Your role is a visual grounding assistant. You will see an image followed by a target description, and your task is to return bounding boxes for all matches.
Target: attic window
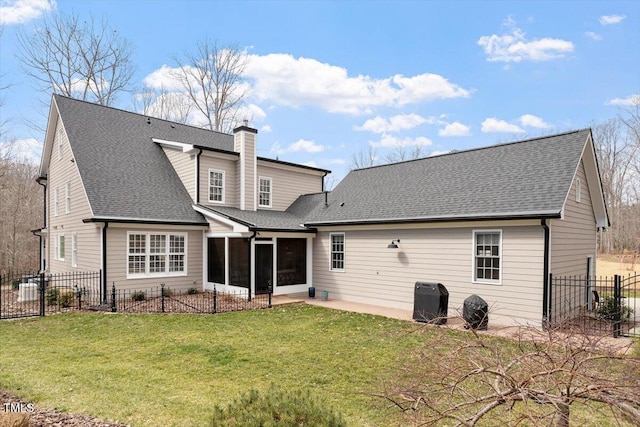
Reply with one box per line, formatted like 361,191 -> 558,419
576,178 -> 581,203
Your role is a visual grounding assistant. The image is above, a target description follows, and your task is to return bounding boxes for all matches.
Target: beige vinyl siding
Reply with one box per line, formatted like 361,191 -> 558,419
106,226 -> 204,292
206,218 -> 234,232
199,155 -> 237,207
47,119 -> 101,273
162,147 -> 195,201
243,133 -> 256,210
313,223 -> 545,326
550,160 -> 597,277
257,162 -> 324,211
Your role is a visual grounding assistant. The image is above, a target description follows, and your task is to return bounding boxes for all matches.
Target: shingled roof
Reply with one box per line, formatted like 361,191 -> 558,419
53,95 -> 233,224
303,129 -> 596,226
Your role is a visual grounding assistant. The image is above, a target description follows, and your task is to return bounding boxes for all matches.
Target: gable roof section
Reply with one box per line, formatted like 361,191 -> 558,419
52,95 -> 233,224
305,129 -> 605,226
194,204 -> 314,232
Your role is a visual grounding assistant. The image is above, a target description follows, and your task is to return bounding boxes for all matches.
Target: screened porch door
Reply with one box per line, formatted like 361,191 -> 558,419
255,244 -> 273,294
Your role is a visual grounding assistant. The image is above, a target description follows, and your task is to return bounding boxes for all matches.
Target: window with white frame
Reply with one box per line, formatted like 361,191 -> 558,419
57,234 -> 65,261
54,186 -> 59,216
576,178 -> 581,203
65,181 -> 71,213
71,233 -> 77,267
330,233 -> 345,271
127,232 -> 187,277
209,169 -> 225,203
58,129 -> 63,159
258,177 -> 272,207
473,230 -> 501,283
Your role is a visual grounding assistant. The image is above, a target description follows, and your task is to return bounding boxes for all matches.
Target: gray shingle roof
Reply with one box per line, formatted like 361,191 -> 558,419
303,129 -> 592,225
197,205 -> 312,231
54,95 -> 233,224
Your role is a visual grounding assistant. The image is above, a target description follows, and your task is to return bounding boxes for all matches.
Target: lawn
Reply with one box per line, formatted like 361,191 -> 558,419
1,304 -> 638,426
0,304 -> 432,426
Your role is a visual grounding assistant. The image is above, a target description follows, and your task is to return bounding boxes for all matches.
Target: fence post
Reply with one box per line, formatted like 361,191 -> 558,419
76,285 -> 82,310
111,283 -> 117,313
213,287 -> 217,314
613,275 -> 621,338
161,284 -> 165,313
268,285 -> 272,308
39,272 -> 46,316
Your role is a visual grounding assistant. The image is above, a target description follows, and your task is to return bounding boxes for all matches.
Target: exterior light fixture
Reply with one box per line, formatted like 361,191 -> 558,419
387,239 -> 400,249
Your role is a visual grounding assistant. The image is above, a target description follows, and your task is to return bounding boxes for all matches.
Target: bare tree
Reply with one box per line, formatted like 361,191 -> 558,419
172,39 -> 248,133
134,85 -> 192,124
377,323 -> 640,426
351,143 -> 427,170
17,13 -> 134,106
351,145 -> 378,169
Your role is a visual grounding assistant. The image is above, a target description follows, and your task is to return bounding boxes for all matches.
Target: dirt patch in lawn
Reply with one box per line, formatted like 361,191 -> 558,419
0,390 -> 129,426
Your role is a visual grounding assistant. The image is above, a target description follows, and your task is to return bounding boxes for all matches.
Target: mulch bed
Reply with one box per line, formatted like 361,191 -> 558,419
0,390 -> 129,427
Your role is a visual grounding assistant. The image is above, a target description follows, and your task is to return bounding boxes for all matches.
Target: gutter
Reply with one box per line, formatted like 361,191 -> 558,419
541,219 -> 550,327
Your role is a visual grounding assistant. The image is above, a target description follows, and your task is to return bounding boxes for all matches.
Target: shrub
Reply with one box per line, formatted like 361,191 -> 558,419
161,287 -> 173,297
0,412 -> 31,427
58,290 -> 74,308
597,295 -> 634,320
187,287 -> 199,295
45,288 -> 60,306
132,291 -> 146,301
211,384 -> 346,427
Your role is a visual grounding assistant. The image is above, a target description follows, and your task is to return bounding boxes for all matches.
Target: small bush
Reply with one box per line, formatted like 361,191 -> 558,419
211,384 -> 346,427
187,287 -> 199,295
132,291 -> 146,301
161,287 -> 173,297
597,295 -> 634,320
58,291 -> 74,308
45,288 -> 60,306
0,412 -> 31,427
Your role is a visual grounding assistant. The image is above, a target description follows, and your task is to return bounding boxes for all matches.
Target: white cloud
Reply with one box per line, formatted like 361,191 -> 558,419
0,0 -> 54,25
261,124 -> 272,133
599,14 -> 626,25
143,65 -> 185,91
0,138 -> 42,164
244,53 -> 469,114
519,114 -> 552,129
302,160 -> 319,168
354,114 -> 428,133
288,139 -> 325,153
605,94 -> 640,106
478,20 -> 574,63
481,118 -> 525,133
326,158 -> 346,165
584,31 -> 602,41
438,121 -> 471,137
369,133 -> 433,148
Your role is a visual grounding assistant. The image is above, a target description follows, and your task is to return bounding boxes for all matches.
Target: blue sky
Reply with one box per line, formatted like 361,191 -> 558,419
1,0 -> 638,184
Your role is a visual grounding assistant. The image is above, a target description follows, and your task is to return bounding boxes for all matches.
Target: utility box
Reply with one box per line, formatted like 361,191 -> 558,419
463,294 -> 488,330
413,282 -> 448,324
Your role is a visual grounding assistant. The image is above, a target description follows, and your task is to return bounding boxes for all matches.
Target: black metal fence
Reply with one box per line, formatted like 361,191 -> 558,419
1,271 -> 272,319
547,273 -> 639,338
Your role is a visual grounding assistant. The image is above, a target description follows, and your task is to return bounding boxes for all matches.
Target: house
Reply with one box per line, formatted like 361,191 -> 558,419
38,95 -> 609,326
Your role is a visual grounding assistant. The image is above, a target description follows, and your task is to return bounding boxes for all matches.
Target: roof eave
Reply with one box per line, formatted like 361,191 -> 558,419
83,217 -> 209,227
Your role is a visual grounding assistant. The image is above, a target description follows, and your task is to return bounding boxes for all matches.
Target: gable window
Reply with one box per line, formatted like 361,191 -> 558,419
473,230 -> 501,284
259,177 -> 272,208
71,233 -> 77,267
65,181 -> 71,213
54,186 -> 59,216
209,169 -> 225,203
330,233 -> 345,271
58,129 -> 63,159
576,178 -> 581,203
127,232 -> 187,278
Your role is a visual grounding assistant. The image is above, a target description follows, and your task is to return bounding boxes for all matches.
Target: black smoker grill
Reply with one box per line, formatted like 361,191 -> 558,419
413,282 -> 448,324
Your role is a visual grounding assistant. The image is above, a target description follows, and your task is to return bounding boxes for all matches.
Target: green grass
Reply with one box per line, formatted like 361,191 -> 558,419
0,304 -> 433,426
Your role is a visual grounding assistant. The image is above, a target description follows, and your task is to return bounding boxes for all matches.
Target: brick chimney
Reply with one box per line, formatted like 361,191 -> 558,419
233,124 -> 258,211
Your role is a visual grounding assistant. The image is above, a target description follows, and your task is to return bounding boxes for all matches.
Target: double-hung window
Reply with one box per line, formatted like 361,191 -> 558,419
65,181 -> 71,214
330,233 -> 345,271
71,233 -> 78,267
258,177 -> 272,208
209,169 -> 225,203
473,230 -> 501,284
58,129 -> 63,159
54,186 -> 59,217
56,234 -> 65,261
127,232 -> 187,277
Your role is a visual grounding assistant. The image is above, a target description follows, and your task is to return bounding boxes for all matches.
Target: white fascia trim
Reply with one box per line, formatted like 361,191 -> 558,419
153,138 -> 195,153
192,205 -> 250,233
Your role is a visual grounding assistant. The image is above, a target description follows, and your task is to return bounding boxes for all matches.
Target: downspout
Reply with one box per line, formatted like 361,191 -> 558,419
321,171 -> 328,192
36,177 -> 47,272
195,148 -> 202,204
541,219 -> 550,327
102,222 -> 108,303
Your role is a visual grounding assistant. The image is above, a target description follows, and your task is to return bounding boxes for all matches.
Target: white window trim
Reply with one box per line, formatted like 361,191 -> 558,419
71,232 -> 77,267
330,232 -> 345,272
126,232 -> 188,279
471,229 -> 502,285
54,233 -> 59,261
58,129 -> 63,160
258,176 -> 272,208
54,186 -> 59,217
57,234 -> 66,262
208,169 -> 225,204
65,181 -> 71,214
576,178 -> 581,203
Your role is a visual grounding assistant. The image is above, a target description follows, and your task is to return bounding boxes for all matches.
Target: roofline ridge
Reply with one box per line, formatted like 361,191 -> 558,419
352,128 -> 591,172
53,93 -> 233,137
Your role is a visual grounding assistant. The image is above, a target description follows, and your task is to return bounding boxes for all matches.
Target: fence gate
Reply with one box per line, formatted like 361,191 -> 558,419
1,271 -> 102,320
620,274 -> 639,338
